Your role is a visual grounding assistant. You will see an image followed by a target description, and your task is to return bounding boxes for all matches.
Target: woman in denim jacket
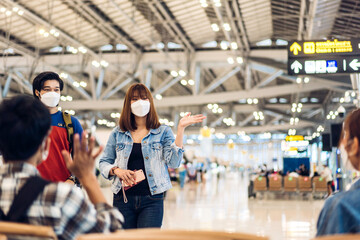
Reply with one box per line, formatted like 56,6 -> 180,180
99,83 -> 205,229
317,109 -> 360,236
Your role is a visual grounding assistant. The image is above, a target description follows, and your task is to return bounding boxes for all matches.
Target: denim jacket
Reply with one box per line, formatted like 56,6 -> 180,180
316,178 -> 360,236
99,125 -> 184,195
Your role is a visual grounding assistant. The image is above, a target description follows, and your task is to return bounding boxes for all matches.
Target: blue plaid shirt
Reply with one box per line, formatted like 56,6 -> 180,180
0,162 -> 123,240
317,178 -> 360,236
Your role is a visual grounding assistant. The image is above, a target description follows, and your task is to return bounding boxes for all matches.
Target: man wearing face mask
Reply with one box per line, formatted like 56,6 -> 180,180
32,72 -> 83,183
317,109 -> 360,236
99,83 -> 206,229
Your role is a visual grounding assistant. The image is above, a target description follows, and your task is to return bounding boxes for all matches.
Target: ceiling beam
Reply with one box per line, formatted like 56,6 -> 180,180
200,66 -> 241,94
254,70 -> 283,89
153,75 -> 183,96
60,81 -> 330,110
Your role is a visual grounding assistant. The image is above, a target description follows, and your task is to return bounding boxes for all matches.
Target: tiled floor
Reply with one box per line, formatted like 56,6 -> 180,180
102,171 -> 325,240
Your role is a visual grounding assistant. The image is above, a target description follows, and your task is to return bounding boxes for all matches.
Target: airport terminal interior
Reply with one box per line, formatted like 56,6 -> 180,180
1,0 -> 360,239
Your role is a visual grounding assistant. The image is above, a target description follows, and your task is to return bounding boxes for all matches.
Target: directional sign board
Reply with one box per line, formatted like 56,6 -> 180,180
288,39 -> 360,75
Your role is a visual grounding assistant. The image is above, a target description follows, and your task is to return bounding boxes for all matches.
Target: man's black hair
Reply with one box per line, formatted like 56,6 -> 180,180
32,71 -> 64,99
0,95 -> 51,162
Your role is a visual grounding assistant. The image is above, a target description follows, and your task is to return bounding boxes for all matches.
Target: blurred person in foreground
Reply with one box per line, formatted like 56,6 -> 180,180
0,95 -> 123,240
317,109 -> 360,236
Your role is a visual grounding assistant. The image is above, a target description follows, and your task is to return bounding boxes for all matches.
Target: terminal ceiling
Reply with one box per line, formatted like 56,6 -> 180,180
0,0 -> 358,136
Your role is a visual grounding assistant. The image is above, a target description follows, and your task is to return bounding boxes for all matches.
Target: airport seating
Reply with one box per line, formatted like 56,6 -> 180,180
253,176 -> 267,191
313,176 -> 328,192
298,176 -> 312,192
268,175 -> 282,191
77,229 -> 269,240
284,176 -> 298,192
312,234 -> 360,239
0,221 -> 57,240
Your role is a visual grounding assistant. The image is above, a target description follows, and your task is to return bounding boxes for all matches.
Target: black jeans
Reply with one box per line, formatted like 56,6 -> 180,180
113,193 -> 164,229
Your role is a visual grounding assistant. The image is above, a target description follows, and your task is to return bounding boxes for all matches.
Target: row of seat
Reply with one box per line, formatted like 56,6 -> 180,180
0,221 -> 359,240
254,176 -> 328,193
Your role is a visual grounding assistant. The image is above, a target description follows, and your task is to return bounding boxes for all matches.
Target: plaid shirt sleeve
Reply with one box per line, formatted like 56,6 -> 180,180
48,183 -> 124,240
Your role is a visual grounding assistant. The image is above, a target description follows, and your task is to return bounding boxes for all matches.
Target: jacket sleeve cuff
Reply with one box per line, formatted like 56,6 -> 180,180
102,164 -> 116,180
172,142 -> 184,153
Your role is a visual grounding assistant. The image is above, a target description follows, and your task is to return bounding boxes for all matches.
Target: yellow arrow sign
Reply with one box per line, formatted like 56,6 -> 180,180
290,42 -> 301,55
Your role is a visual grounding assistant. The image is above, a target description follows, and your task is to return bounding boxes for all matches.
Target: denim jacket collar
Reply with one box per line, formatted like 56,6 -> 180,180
117,126 -> 161,136
350,178 -> 360,191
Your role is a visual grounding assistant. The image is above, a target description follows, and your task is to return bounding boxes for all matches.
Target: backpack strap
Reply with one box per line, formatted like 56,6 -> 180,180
62,111 -> 74,154
6,176 -> 50,222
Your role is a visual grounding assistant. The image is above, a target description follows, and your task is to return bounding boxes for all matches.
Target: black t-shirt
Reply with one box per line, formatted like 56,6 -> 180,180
125,143 -> 151,196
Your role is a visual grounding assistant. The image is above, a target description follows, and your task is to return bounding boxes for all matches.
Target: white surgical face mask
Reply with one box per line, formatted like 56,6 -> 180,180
340,144 -> 355,171
40,92 -> 60,107
131,100 -> 150,117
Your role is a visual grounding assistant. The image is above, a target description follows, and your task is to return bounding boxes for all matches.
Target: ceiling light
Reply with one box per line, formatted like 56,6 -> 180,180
247,98 -> 253,104
73,82 -> 80,87
296,77 -> 302,84
155,94 -> 162,100
220,41 -> 228,50
5,10 -> 11,16
79,81 -> 87,87
207,104 -> 213,109
43,32 -> 49,37
178,70 -> 186,76
12,7 -> 18,12
253,98 -> 259,104
170,70 -> 178,77
66,96 -> 73,101
218,108 -> 223,113
39,29 -> 45,34
92,60 -> 100,68
231,42 -> 238,50
180,79 -> 187,85
304,77 -> 310,83
227,57 -> 234,64
223,23 -> 231,31
211,23 -> 219,32
0,8 -> 6,13
188,79 -> 195,85
236,57 -> 243,64
100,60 -> 109,67
17,10 -> 23,15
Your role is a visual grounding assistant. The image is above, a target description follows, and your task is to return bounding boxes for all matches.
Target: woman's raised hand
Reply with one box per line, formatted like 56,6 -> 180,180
178,112 -> 206,129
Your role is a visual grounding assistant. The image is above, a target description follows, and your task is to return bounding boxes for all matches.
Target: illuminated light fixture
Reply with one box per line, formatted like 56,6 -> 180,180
326,115 -> 330,119
54,32 -> 59,37
60,96 -> 66,101
211,23 -> 219,32
180,79 -> 187,86
351,91 -> 356,97
39,29 -> 45,34
66,96 -> 73,101
220,41 -> 228,50
223,23 -> 231,31
201,3 -> 208,7
18,10 -> 23,15
227,57 -> 234,64
5,10 -> 11,16
73,82 -> 80,87
0,7 -> 6,12
304,77 -> 310,83
100,60 -> 109,67
43,32 -> 49,37
12,7 -> 18,12
212,108 -> 217,113
247,98 -> 253,104
155,94 -> 162,100
92,60 -> 100,68
170,70 -> 178,77
207,104 -> 213,109
60,72 -> 68,79
50,29 -> 56,35
79,81 -> 87,87
78,46 -> 87,54
178,70 -> 186,77
188,79 -> 195,85
236,57 -> 243,64
296,77 -> 302,84
231,42 -> 238,50
253,98 -> 259,104
218,108 -> 223,113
